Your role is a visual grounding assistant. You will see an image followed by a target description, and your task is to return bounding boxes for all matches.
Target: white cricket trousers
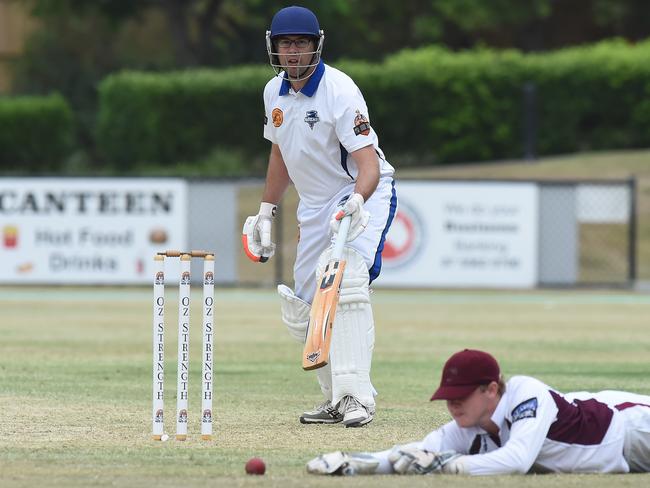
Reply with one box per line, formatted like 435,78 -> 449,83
293,176 -> 396,303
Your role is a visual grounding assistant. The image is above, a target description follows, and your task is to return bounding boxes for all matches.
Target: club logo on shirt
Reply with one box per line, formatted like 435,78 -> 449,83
304,110 -> 320,129
272,108 -> 283,127
353,110 -> 370,136
511,397 -> 538,423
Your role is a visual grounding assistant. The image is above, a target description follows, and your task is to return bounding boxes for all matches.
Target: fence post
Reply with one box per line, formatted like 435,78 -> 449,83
523,81 -> 538,162
628,177 -> 637,285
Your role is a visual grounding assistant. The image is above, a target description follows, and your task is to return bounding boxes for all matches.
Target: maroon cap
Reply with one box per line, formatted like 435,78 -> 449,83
430,349 -> 500,401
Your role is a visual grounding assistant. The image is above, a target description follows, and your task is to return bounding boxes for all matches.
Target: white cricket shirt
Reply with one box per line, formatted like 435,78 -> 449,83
263,61 -> 394,208
421,376 -> 629,474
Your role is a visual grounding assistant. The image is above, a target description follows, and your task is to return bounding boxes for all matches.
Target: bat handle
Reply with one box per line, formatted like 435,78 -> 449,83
331,215 -> 351,260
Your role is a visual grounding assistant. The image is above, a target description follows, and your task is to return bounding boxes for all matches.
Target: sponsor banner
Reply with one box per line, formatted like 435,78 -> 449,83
0,178 -> 188,284
378,181 -> 539,288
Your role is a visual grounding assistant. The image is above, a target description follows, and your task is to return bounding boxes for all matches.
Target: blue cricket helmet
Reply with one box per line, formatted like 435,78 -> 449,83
265,6 -> 325,81
269,6 -> 320,38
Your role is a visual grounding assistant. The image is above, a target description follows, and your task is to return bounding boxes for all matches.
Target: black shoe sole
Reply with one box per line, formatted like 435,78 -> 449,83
344,418 -> 373,428
300,417 -> 343,424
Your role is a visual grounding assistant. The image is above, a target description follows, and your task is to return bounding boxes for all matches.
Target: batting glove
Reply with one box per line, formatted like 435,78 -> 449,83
388,446 -> 461,475
242,202 -> 276,263
329,193 -> 370,242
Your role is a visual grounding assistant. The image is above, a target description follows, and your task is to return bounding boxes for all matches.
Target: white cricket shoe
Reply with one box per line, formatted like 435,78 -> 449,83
300,400 -> 344,424
338,396 -> 374,427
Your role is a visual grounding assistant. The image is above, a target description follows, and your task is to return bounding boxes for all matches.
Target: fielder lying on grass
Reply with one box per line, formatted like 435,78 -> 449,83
307,349 -> 650,475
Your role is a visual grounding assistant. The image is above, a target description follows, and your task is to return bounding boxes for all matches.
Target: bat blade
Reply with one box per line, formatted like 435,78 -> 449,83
302,258 -> 347,370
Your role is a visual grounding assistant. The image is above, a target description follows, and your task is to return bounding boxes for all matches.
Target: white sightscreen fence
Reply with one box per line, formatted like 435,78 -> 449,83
0,178 -> 636,287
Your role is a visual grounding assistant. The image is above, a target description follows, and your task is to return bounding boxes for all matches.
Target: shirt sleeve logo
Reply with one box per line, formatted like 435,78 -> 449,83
353,110 -> 371,136
304,110 -> 320,130
272,108 -> 284,127
511,397 -> 538,423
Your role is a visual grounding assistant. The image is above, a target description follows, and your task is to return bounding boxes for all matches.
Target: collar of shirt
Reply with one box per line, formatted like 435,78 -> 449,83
279,60 -> 325,97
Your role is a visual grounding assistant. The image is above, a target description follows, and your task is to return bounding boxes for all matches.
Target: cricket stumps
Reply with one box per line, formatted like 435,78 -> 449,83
152,251 -> 215,441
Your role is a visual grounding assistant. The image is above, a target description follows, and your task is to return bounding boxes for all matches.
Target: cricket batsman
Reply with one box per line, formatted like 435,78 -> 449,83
307,349 -> 650,475
242,5 -> 397,427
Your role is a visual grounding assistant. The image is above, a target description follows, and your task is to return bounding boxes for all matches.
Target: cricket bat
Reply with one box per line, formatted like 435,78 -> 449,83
302,216 -> 351,370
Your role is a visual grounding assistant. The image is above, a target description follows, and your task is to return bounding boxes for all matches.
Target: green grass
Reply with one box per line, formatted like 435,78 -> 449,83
1,287 -> 649,487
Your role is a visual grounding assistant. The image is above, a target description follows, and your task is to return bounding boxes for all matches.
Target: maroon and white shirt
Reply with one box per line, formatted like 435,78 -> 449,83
420,376 -> 629,474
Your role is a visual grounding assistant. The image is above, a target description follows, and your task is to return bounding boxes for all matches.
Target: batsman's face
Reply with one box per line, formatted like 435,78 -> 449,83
276,36 -> 315,78
446,384 -> 496,428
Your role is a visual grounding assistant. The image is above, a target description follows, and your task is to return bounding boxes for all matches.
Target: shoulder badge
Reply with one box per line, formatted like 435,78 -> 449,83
511,397 -> 538,423
353,110 -> 370,136
272,108 -> 283,127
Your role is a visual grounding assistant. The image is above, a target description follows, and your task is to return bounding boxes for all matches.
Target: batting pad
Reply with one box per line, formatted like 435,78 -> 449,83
278,284 -> 334,400
277,284 -> 310,343
316,246 -> 376,408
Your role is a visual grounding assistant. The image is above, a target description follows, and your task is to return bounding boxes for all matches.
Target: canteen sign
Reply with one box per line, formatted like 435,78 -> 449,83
0,178 -> 187,284
379,181 -> 539,288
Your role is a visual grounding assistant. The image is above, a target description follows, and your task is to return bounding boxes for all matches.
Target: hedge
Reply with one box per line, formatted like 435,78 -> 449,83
97,39 -> 650,170
0,94 -> 73,172
97,66 -> 270,171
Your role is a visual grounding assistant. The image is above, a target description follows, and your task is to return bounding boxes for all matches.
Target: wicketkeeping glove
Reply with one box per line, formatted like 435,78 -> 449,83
388,446 -> 461,475
242,202 -> 276,263
329,193 -> 370,242
306,451 -> 380,476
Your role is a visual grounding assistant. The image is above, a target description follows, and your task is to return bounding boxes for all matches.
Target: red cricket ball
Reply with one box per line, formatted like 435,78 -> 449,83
245,457 -> 266,475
